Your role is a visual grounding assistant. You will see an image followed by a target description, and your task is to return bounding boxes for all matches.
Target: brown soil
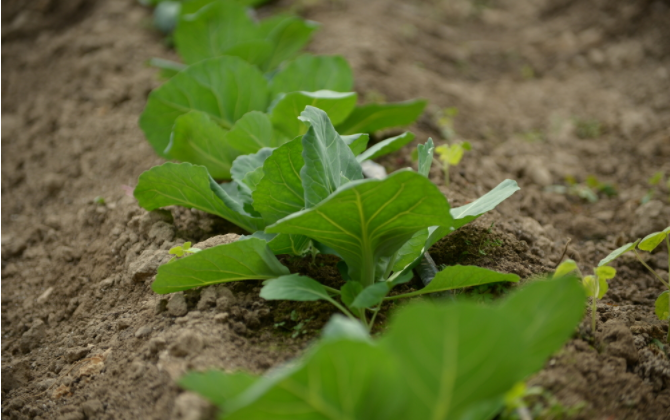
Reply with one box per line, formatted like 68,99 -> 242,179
2,0 -> 670,419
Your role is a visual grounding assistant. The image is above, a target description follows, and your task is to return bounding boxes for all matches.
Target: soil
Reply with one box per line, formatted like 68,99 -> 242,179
2,0 -> 670,419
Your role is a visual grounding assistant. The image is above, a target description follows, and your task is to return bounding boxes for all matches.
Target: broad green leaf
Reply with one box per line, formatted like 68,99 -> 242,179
417,138 -> 435,177
270,91 -> 358,138
356,132 -> 415,162
230,148 -> 273,194
221,40 -> 273,67
554,259 -> 579,278
174,2 -> 261,65
499,277 -> 586,377
380,277 -> 585,420
260,274 -> 336,303
180,371 -> 256,407
134,162 -> 264,232
267,170 -> 453,283
596,266 -> 616,281
261,16 -> 320,70
152,238 -> 289,293
225,111 -> 278,155
386,265 -> 519,300
426,179 -> 521,249
167,111 -> 238,179
298,106 -> 363,207
180,0 -> 271,15
253,136 -> 305,224
341,281 -> 364,308
270,55 -> 353,99
638,229 -> 669,252
350,282 -> 391,309
224,341 -> 404,420
341,133 -> 370,156
321,314 -> 371,343
391,229 -> 429,273
139,56 -> 269,157
336,99 -> 428,135
247,231 -> 311,256
655,291 -> 669,321
598,239 -> 641,266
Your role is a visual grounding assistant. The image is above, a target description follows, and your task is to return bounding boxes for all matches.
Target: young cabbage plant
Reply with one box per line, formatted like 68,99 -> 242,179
179,277 -> 586,420
554,259 -> 616,333
140,54 -> 425,179
435,141 -> 471,187
598,226 -> 670,341
137,107 -> 521,330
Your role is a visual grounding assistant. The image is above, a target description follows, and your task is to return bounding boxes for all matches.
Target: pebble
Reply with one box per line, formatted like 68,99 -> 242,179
167,292 -> 188,317
134,325 -> 153,338
169,330 -> 203,357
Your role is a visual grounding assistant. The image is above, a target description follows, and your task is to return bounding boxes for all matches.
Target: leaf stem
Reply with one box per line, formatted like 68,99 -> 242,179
633,249 -> 670,288
323,285 -> 341,296
368,307 -> 380,332
328,300 -> 357,322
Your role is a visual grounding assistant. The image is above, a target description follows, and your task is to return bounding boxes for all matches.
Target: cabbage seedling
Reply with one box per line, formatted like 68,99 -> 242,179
167,241 -> 201,263
555,259 -> 616,332
599,226 -> 670,342
136,107 -> 521,330
435,141 -> 471,187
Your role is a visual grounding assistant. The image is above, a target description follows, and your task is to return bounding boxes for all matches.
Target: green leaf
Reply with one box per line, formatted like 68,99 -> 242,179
350,282 -> 391,309
417,138 -> 435,177
298,106 -> 363,207
379,277 -> 585,420
340,281 -> 364,308
134,162 -> 264,232
260,16 -> 320,70
497,277 -> 587,378
341,133 -> 370,156
219,40 -> 274,68
225,111 -> 278,155
179,371 -> 256,407
356,132 -> 415,162
246,231 -> 311,256
267,170 -> 453,283
336,99 -> 428,135
152,238 -> 289,293
583,275 -> 608,299
321,315 -> 371,343
554,259 -> 579,278
387,265 -> 519,300
174,2 -> 261,65
269,55 -> 353,99
638,229 -> 669,252
260,274 -> 336,303
224,340 -> 404,420
391,229 -> 429,273
230,148 -> 273,194
598,239 -> 641,267
270,91 -> 357,138
426,179 -> 521,249
253,136 -> 305,224
167,111 -> 238,179
655,291 -> 669,321
595,266 -> 616,281
139,56 -> 269,157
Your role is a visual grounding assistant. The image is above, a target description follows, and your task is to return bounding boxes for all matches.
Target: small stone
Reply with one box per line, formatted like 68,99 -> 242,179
155,298 -> 168,314
169,330 -> 203,357
36,378 -> 57,391
116,319 -> 131,331
128,249 -> 170,283
167,293 -> 188,317
171,392 -> 215,420
99,277 -> 115,288
135,325 -> 153,338
81,399 -> 103,418
36,287 -> 55,305
196,286 -> 218,311
65,347 -> 89,363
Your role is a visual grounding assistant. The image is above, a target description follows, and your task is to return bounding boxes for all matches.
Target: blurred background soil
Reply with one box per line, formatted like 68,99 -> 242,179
2,0 -> 669,419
